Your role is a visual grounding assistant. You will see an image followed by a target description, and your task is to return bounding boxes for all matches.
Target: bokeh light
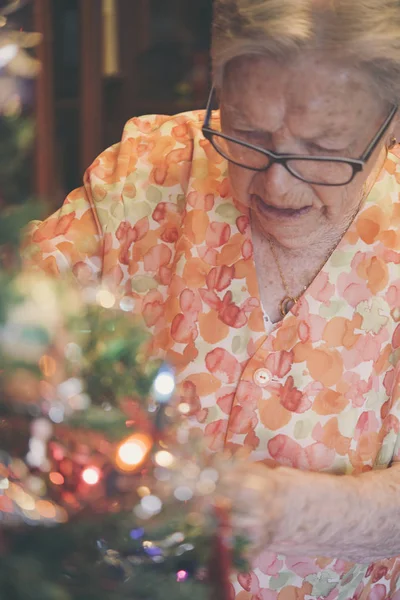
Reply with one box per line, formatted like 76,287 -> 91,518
130,528 -> 144,540
82,467 -> 101,485
48,405 -> 64,423
119,296 -> 135,312
153,370 -> 175,402
137,486 -> 151,498
96,289 -> 115,309
154,450 -> 174,468
49,472 -> 65,486
36,500 -> 57,520
141,495 -> 162,516
0,44 -> 18,69
174,486 -> 193,502
115,433 -> 152,472
31,418 -> 53,440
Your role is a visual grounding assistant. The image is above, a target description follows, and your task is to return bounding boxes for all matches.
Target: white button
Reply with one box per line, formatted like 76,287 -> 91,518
253,368 -> 271,388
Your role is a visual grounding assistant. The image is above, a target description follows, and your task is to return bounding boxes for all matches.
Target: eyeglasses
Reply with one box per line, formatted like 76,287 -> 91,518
202,87 -> 398,186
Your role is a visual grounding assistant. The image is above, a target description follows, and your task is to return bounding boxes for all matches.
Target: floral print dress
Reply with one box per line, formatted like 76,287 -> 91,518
24,109 -> 400,599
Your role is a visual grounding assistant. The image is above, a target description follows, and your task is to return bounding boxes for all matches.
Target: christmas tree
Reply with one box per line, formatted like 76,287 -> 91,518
0,3 -> 248,598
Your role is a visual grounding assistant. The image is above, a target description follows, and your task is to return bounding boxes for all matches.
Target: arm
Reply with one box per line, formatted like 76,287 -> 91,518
22,185 -> 103,283
221,461 -> 400,562
22,112 -> 185,284
271,464 -> 400,562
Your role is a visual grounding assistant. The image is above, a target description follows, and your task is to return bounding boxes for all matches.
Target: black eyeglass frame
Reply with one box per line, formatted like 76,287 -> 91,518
201,87 -> 398,187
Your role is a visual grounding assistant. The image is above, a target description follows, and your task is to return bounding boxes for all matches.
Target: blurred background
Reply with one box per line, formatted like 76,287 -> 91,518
0,0 -> 213,210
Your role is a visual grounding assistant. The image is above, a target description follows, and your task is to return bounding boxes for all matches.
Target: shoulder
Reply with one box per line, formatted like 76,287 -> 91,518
85,109 -> 217,195
94,109 -> 212,167
22,109 -> 223,281
85,109 -> 222,215
123,109 -> 209,138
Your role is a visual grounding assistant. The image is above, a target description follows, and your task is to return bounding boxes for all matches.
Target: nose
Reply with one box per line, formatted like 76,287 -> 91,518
257,160 -> 299,199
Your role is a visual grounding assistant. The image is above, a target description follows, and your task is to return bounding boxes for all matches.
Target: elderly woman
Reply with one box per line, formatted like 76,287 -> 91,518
25,0 -> 400,597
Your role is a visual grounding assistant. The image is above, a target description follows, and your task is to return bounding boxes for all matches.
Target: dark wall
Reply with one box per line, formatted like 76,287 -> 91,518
53,0 -> 213,193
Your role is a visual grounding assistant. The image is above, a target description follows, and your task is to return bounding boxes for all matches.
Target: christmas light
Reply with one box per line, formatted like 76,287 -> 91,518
82,467 -> 101,485
36,500 -> 56,520
174,486 -> 194,502
48,405 -> 64,423
31,419 -> 52,440
154,450 -> 174,468
0,43 -> 18,69
115,433 -> 152,472
176,570 -> 189,583
119,296 -> 135,312
26,438 -> 46,468
140,494 -> 162,516
96,289 -> 115,308
152,368 -> 175,403
130,528 -> 144,540
16,493 -> 35,511
0,477 -> 9,490
49,472 -> 64,486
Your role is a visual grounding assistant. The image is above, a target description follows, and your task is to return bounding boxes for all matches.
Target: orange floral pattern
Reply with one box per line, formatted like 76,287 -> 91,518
23,110 -> 400,599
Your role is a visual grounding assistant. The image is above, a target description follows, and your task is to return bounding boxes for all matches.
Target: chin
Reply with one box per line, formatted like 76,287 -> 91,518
257,213 -> 321,250
271,231 -> 316,251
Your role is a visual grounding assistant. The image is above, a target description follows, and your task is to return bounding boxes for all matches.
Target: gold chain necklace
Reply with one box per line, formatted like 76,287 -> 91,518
267,237 -> 305,317
261,179 -> 374,318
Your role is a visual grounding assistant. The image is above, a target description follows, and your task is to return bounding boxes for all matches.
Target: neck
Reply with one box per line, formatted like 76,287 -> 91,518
253,216 -> 345,264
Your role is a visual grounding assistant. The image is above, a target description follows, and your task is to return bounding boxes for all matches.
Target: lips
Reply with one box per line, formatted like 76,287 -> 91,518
253,196 -> 312,218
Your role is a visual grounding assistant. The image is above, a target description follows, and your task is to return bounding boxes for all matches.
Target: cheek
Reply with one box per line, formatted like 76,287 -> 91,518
318,188 -> 340,207
228,164 -> 255,201
318,184 -> 359,216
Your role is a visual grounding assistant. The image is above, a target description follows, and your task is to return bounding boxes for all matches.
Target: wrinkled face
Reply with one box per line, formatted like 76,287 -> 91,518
220,54 -> 397,249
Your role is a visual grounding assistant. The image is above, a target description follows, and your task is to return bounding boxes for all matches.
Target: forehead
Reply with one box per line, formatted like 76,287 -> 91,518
221,54 -> 383,137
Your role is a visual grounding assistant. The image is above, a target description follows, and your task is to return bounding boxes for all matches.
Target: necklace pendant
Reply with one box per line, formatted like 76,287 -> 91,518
280,296 -> 297,317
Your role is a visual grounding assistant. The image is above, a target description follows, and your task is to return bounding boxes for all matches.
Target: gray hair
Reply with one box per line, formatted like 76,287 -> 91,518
212,0 -> 400,103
